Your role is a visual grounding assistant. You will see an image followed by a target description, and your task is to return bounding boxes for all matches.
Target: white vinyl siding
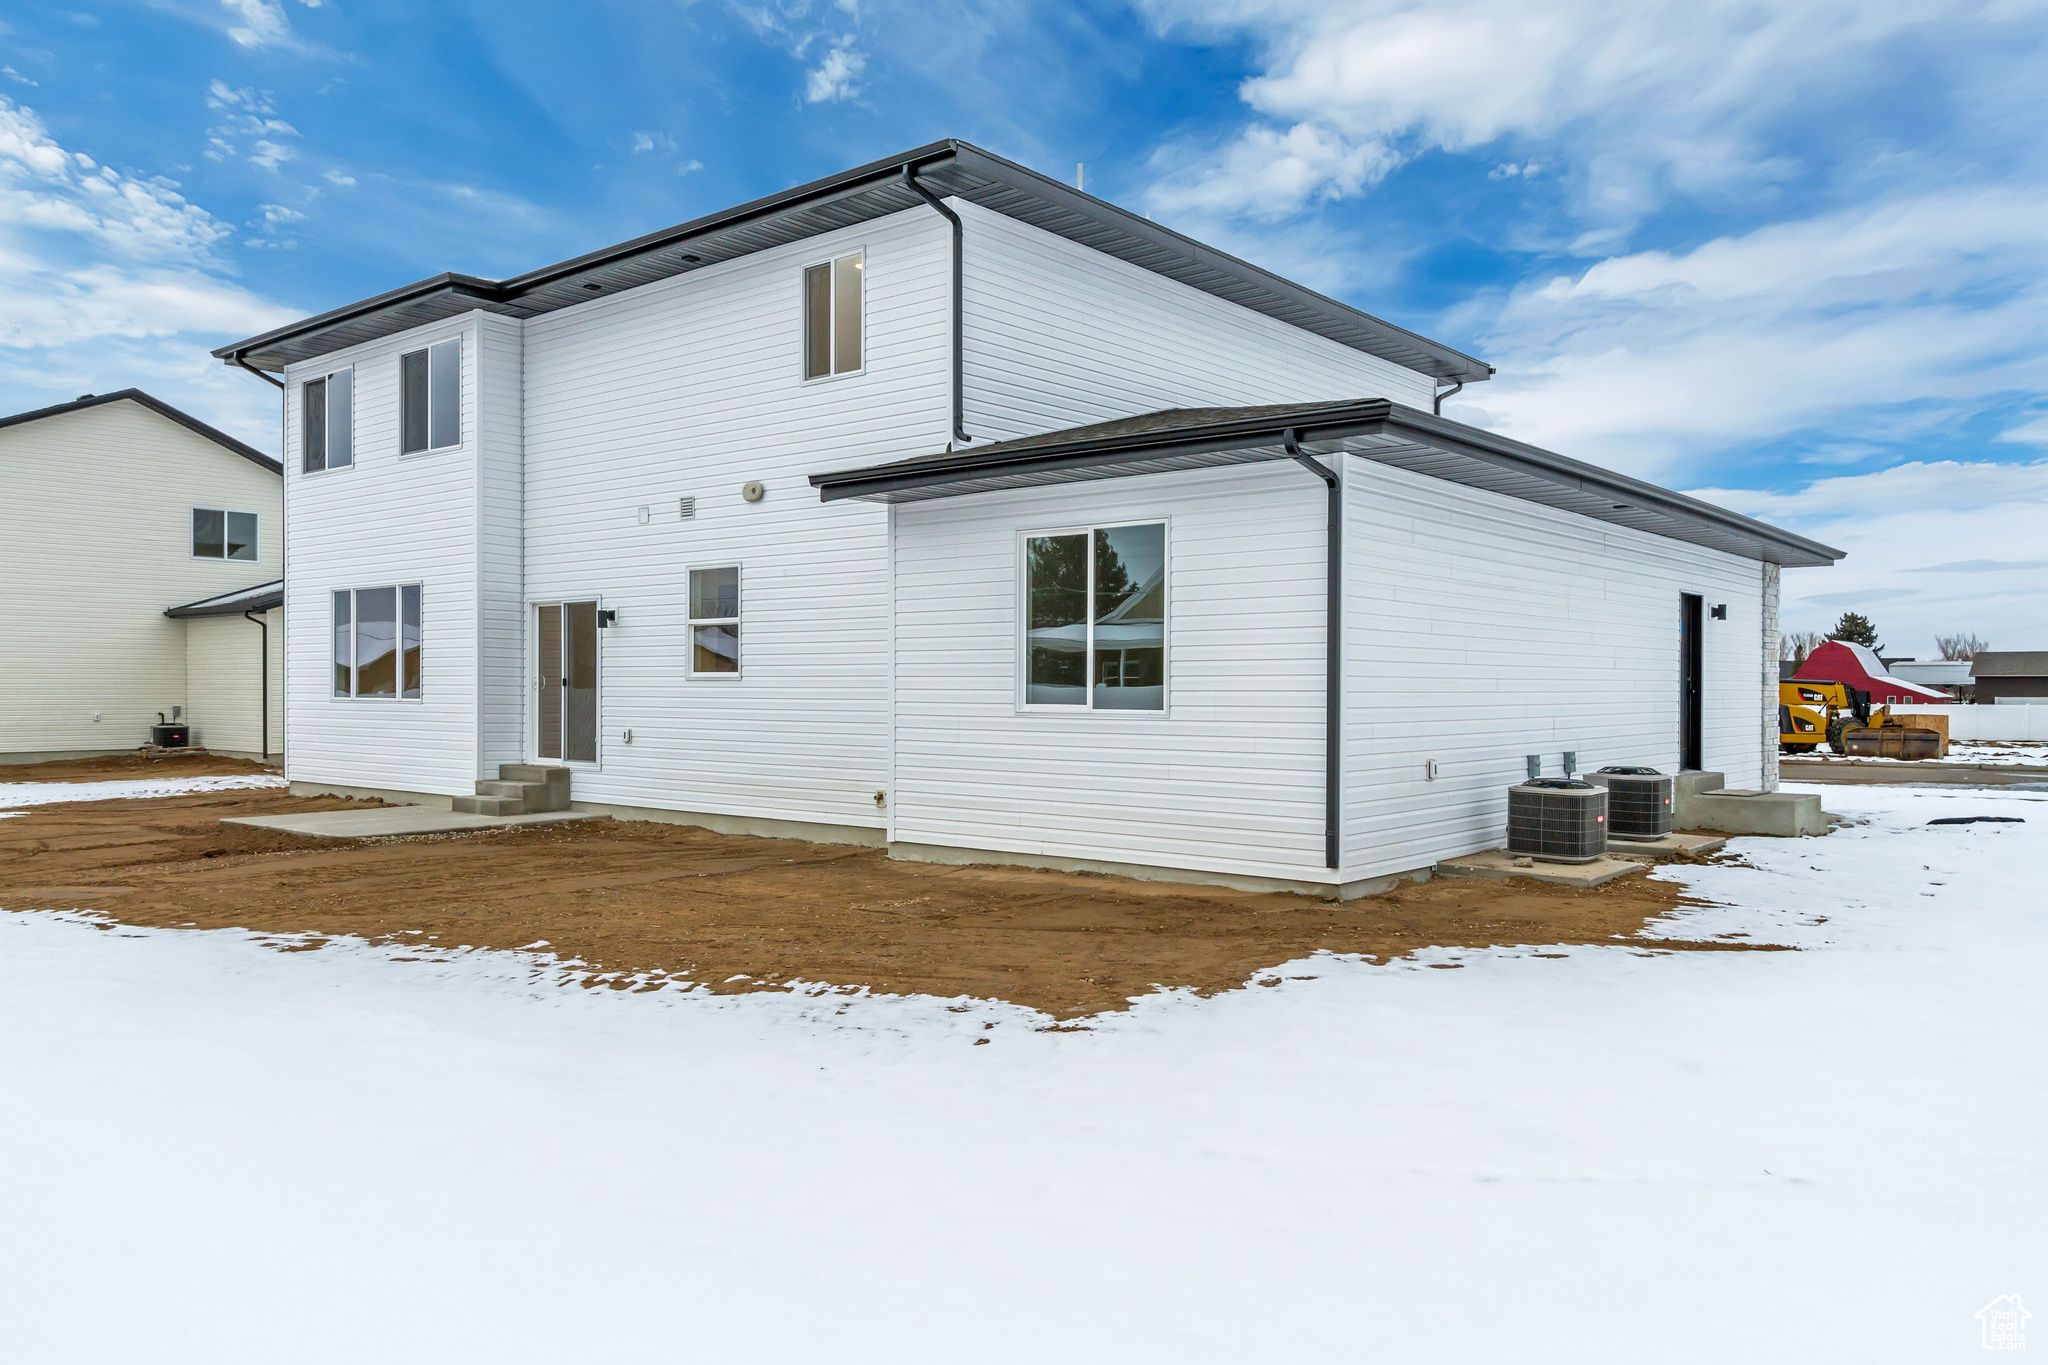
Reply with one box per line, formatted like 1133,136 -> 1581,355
282,316 -> 487,797
892,463 -> 1329,880
956,198 -> 1439,442
184,608 -> 282,760
0,399 -> 280,757
1341,456 -> 1767,881
515,207 -> 949,828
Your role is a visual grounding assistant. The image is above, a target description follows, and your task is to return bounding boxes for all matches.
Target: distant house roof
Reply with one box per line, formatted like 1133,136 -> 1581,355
213,140 -> 1492,386
165,579 -> 283,618
0,389 -> 281,475
1973,651 -> 2048,678
810,399 -> 1845,568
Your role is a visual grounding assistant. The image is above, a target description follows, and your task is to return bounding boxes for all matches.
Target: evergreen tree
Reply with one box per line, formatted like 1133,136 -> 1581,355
1829,611 -> 1883,653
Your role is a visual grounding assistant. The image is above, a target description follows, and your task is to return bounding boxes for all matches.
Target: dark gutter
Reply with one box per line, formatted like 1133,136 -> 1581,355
209,274 -> 513,371
0,388 -> 281,474
1284,429 -> 1341,871
901,162 -> 972,445
232,353 -> 284,391
244,609 -> 271,763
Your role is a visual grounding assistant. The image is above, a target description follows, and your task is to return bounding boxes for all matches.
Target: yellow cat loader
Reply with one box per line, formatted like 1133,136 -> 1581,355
1780,681 -> 1942,758
1778,680 -> 1868,754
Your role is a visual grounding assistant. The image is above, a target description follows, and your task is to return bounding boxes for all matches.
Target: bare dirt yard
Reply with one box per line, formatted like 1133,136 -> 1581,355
0,755 -> 1768,1017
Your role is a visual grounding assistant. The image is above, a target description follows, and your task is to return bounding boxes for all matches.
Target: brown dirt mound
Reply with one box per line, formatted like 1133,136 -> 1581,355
0,780 -> 1771,1018
1,752 -> 277,783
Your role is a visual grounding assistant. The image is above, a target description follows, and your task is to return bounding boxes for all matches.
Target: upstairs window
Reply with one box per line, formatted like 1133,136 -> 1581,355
192,508 -> 259,562
802,252 -> 863,379
1024,522 -> 1166,711
333,584 -> 423,699
301,368 -> 353,472
400,337 -> 462,453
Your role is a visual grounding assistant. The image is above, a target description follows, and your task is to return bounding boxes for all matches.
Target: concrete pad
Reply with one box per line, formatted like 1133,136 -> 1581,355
1603,831 -> 1728,860
1432,849 -> 1650,887
1674,771 -> 1828,837
224,807 -> 603,839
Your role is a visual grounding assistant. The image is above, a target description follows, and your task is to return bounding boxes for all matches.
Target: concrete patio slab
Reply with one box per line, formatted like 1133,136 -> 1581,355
224,807 -> 604,839
1431,850 -> 1650,888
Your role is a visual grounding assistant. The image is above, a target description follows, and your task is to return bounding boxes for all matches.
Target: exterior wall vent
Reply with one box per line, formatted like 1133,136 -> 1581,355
679,496 -> 696,519
1506,778 -> 1607,864
1587,766 -> 1674,841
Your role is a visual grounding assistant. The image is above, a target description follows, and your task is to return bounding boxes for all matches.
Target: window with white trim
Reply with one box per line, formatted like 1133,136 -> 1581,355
333,584 -> 423,698
802,252 -> 863,379
192,508 -> 259,561
1024,522 -> 1166,710
301,368 -> 353,471
400,338 -> 461,453
688,566 -> 740,675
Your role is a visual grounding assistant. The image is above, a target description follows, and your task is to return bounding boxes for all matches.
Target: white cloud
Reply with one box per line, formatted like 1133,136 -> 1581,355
1998,414 -> 2048,446
1689,460 -> 2048,652
247,139 -> 295,172
1448,188 -> 2048,479
221,0 -> 293,49
629,130 -> 676,155
804,39 -> 866,102
0,96 -> 295,447
204,81 -> 302,173
2,65 -> 36,87
1138,0 -> 2044,232
1147,121 -> 1401,219
321,168 -> 355,187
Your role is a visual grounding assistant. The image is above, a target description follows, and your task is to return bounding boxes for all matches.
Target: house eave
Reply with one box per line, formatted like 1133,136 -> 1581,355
809,400 -> 1843,570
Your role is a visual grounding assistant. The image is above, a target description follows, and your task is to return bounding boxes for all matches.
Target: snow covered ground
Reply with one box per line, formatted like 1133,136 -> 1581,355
1,782 -> 2041,1362
1793,739 -> 2048,767
0,773 -> 287,816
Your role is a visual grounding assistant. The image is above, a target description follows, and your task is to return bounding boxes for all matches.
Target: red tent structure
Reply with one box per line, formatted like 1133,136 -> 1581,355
1794,640 -> 1950,706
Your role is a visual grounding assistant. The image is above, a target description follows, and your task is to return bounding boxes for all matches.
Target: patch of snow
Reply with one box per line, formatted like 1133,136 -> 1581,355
0,783 -> 2041,1361
0,773 -> 286,817
1798,740 -> 2048,767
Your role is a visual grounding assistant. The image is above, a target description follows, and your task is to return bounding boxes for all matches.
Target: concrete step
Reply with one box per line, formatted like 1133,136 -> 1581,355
1673,771 -> 1827,837
453,793 -> 524,816
476,779 -> 547,801
497,764 -> 571,810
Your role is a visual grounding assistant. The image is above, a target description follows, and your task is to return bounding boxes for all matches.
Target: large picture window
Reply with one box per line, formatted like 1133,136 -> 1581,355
802,252 -> 863,379
400,337 -> 462,453
301,368 -> 353,472
333,584 -> 422,699
689,566 -> 741,675
1024,522 -> 1166,711
192,508 -> 259,561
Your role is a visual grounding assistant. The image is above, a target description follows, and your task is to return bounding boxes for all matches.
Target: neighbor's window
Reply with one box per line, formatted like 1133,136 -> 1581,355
1025,522 -> 1166,710
192,508 -> 259,562
301,367 -> 353,472
400,337 -> 462,453
333,584 -> 423,699
688,566 -> 740,675
802,252 -> 863,379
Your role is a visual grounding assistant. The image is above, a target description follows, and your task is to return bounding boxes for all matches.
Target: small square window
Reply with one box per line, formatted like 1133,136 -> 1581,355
192,507 -> 258,561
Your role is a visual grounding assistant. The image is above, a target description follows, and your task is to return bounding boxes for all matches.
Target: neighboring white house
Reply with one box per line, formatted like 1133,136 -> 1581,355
0,390 -> 283,763
217,139 -> 1841,895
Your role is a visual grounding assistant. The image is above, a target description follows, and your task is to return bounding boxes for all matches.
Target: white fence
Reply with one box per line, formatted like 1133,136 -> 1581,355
1892,704 -> 2048,742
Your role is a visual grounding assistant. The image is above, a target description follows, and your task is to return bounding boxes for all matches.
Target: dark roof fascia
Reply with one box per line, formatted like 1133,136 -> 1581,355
0,389 -> 281,474
165,579 -> 285,618
809,401 -> 1844,569
213,140 -> 1491,384
210,273 -> 514,368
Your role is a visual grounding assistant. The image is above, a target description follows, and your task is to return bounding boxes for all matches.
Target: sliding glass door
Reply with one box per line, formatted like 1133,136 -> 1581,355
534,601 -> 598,763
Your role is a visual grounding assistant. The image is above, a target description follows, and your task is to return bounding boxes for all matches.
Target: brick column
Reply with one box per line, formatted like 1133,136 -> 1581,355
1761,562 -> 1781,792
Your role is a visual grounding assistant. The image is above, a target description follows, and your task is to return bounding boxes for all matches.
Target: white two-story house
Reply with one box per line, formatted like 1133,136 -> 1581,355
216,140 -> 1840,897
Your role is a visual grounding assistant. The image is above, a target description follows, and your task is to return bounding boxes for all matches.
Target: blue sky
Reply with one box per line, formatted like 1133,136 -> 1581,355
4,0 -> 2046,652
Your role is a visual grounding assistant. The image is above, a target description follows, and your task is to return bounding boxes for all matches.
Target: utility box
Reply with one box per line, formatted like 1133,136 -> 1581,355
1506,778 -> 1608,864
